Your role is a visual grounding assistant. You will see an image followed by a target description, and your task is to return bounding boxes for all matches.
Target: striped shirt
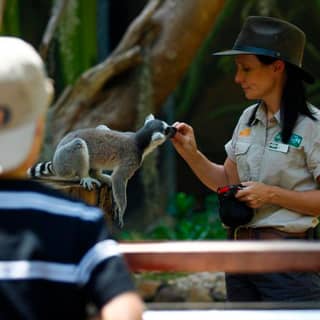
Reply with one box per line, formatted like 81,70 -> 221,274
0,179 -> 135,320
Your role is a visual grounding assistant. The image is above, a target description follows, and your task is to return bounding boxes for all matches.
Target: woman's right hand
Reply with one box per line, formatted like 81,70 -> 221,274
171,122 -> 198,160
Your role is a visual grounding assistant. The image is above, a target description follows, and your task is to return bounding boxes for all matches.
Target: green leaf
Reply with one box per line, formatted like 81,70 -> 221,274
1,0 -> 21,36
58,0 -> 97,85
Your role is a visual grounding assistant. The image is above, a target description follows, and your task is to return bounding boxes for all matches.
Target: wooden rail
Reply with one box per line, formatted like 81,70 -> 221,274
123,241 -> 320,319
119,240 -> 320,273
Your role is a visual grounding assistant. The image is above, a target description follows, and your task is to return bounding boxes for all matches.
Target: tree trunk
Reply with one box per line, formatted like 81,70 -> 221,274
47,0 -> 225,150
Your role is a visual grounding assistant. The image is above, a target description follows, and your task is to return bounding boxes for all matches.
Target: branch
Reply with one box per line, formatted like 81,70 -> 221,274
48,0 -> 226,147
113,0 -> 161,55
52,46 -> 142,115
51,0 -> 161,116
39,0 -> 69,60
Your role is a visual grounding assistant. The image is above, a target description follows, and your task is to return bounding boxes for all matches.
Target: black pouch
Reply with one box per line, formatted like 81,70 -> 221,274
217,184 -> 253,228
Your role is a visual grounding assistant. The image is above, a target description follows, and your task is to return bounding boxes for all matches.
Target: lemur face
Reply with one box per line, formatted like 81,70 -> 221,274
163,121 -> 177,138
144,114 -> 177,140
141,115 -> 177,159
145,120 -> 176,143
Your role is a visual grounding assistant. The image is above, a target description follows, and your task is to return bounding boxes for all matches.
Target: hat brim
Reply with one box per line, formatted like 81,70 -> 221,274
213,49 -> 253,56
0,121 -> 36,174
290,64 -> 315,84
212,50 -> 315,84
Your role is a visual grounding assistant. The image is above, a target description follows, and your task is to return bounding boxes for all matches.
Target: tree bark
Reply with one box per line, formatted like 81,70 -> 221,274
48,0 -> 225,149
39,0 -> 69,60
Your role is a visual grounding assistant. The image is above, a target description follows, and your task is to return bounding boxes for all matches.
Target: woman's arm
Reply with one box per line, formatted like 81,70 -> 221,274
171,122 -> 240,191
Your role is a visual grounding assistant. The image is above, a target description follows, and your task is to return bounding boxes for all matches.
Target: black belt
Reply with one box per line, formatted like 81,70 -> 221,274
228,227 -> 312,240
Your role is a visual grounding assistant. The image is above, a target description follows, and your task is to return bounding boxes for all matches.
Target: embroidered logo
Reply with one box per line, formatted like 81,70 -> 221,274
274,132 -> 302,148
239,127 -> 251,137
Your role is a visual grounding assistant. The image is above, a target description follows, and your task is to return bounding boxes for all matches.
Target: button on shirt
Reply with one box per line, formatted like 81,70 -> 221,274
225,103 -> 320,232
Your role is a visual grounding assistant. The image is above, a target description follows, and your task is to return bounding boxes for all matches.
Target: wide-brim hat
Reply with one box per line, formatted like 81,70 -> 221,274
213,16 -> 314,84
0,37 -> 52,174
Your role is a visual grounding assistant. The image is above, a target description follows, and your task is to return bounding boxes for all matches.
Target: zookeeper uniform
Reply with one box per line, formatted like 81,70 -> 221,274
226,102 -> 320,237
223,102 -> 320,301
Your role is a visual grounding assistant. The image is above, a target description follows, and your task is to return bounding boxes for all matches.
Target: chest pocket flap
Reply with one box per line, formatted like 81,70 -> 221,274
235,142 -> 251,155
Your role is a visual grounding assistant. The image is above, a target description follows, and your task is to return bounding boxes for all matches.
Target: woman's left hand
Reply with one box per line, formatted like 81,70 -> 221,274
235,181 -> 271,208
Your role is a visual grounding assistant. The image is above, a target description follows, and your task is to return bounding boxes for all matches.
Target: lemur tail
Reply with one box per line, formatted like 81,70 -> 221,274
28,161 -> 55,178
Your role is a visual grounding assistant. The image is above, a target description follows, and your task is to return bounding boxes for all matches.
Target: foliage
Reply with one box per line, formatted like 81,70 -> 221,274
0,0 -> 20,36
120,192 -> 227,240
136,272 -> 188,281
174,0 -> 239,118
57,0 -> 97,85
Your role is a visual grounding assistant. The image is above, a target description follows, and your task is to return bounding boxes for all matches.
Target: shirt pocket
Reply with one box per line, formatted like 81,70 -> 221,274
286,146 -> 306,169
267,145 -> 306,169
235,142 -> 250,155
235,142 -> 251,181
263,145 -> 307,187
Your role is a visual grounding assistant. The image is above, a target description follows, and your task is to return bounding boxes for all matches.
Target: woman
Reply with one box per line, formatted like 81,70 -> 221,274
171,16 -> 320,301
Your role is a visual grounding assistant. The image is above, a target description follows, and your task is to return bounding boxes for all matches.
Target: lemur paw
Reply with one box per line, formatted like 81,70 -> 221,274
80,177 -> 101,190
111,201 -> 124,227
98,174 -> 112,188
115,211 -> 124,228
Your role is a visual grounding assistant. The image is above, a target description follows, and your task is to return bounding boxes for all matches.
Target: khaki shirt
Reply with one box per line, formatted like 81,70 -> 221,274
225,102 -> 320,232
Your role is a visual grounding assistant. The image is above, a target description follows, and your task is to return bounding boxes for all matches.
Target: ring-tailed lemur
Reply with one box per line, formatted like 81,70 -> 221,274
28,114 -> 176,226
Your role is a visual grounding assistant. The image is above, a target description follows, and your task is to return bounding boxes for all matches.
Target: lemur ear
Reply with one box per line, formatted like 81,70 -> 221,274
144,114 -> 155,124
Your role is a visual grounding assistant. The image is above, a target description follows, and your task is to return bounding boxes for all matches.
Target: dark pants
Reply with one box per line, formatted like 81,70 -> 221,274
226,226 -> 320,301
226,272 -> 320,302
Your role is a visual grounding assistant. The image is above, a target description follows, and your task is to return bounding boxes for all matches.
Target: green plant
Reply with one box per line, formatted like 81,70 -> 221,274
160,192 -> 226,240
57,0 -> 97,85
121,192 -> 227,240
1,0 -> 21,36
174,0 -> 240,118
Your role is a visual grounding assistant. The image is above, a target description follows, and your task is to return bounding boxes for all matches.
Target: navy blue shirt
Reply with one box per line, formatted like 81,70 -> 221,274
0,179 -> 135,320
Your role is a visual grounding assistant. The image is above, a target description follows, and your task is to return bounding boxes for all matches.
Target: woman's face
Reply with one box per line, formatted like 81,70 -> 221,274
234,54 -> 284,101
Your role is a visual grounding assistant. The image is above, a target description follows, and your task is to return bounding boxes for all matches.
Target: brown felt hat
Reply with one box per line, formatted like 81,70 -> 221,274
213,16 -> 314,83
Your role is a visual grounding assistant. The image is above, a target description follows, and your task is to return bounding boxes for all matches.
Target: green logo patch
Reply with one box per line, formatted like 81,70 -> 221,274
274,133 -> 303,148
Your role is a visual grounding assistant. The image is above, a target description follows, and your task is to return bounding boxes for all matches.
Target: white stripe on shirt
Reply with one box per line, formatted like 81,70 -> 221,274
0,240 -> 120,285
0,261 -> 77,283
0,192 -> 102,221
77,239 -> 121,285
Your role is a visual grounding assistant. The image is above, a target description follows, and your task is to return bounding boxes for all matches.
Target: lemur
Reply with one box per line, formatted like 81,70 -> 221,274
29,114 -> 176,226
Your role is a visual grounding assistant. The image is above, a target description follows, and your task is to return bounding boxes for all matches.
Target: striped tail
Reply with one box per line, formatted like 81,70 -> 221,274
28,161 -> 55,178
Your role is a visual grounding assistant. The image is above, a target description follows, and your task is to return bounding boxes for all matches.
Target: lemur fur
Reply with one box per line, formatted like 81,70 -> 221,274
28,114 -> 176,226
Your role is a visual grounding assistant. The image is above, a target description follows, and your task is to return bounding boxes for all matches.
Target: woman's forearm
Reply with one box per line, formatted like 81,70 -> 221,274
181,150 -> 238,191
268,186 -> 320,217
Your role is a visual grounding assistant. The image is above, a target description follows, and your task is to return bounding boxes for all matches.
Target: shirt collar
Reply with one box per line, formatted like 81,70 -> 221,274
254,101 -> 281,125
273,110 -> 281,123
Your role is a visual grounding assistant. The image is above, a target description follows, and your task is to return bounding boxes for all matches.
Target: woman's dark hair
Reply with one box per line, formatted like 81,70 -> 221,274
247,55 -> 316,143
